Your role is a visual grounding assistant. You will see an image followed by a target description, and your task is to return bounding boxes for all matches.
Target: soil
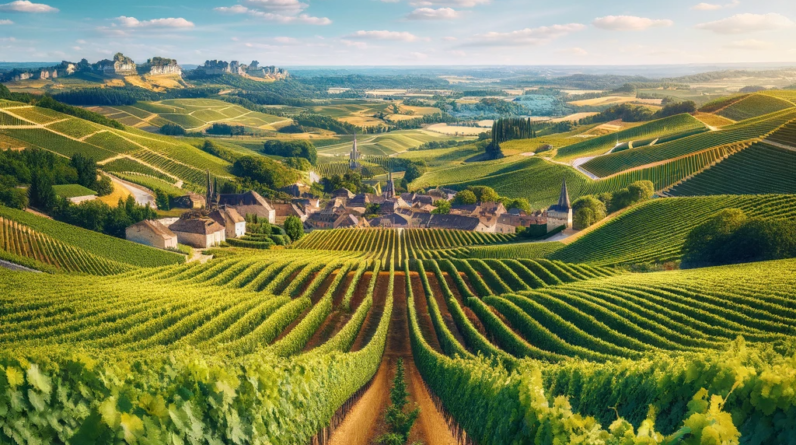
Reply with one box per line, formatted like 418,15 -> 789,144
443,273 -> 487,335
350,272 -> 389,352
328,272 -> 458,445
426,272 -> 468,350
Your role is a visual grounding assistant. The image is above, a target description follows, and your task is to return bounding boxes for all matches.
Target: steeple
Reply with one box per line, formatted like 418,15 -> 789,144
384,169 -> 395,199
349,132 -> 361,169
557,178 -> 571,209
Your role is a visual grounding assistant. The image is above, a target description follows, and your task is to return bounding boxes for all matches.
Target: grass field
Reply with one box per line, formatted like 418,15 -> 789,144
52,184 -> 97,198
716,93 -> 794,121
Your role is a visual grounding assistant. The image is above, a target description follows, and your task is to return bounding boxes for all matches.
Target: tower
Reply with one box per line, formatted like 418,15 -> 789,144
349,133 -> 361,169
546,178 -> 572,232
383,170 -> 395,199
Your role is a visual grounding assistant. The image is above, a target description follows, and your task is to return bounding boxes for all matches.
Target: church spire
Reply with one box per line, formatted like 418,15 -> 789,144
558,178 -> 571,209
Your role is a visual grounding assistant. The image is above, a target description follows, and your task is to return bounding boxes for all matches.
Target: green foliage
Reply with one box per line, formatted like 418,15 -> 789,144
284,215 -> 304,241
431,199 -> 450,214
34,96 -> 124,129
232,156 -> 300,190
453,189 -> 476,205
159,123 -> 186,136
263,139 -> 318,165
572,195 -> 607,230
682,208 -> 796,267
377,359 -> 420,445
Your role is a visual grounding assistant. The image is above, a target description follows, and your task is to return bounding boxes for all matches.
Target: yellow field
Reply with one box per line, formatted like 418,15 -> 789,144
550,112 -> 598,122
562,90 -> 605,95
399,105 -> 440,116
568,96 -> 636,107
426,123 -> 489,136
97,177 -> 132,207
693,112 -> 735,128
339,116 -> 388,127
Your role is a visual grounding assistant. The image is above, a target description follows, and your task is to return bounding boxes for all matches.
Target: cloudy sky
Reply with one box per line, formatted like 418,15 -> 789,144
0,0 -> 795,65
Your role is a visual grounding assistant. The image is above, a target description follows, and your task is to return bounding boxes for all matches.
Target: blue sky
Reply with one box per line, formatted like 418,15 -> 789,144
0,0 -> 795,65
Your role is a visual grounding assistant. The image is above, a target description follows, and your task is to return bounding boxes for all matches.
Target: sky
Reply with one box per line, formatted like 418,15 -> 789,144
0,0 -> 795,66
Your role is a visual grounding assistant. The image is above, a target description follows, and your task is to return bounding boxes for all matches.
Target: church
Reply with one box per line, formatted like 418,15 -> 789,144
546,179 -> 573,232
349,134 -> 361,169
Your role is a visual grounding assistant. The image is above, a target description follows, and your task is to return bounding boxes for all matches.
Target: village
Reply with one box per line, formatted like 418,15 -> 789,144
123,136 -> 573,251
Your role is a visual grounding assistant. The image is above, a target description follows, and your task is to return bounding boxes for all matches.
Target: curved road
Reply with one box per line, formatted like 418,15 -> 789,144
108,175 -> 158,208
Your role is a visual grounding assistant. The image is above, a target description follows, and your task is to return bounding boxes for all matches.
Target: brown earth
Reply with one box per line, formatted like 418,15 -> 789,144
328,272 -> 458,445
410,272 -> 443,353
426,272 -> 468,350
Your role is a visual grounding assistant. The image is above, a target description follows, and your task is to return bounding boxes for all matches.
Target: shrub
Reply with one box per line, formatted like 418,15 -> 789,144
284,215 -> 304,242
263,140 -> 317,165
160,123 -> 186,136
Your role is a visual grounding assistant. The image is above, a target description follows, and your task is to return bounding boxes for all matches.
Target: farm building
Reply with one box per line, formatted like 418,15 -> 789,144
305,213 -> 338,231
334,214 -> 369,229
426,214 -> 489,232
546,179 -> 573,232
274,203 -> 307,224
218,191 -> 276,224
125,220 -> 178,250
169,218 -> 226,249
173,193 -> 206,209
209,207 -> 246,239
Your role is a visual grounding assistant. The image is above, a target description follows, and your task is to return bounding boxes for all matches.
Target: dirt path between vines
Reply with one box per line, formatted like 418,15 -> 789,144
328,272 -> 458,445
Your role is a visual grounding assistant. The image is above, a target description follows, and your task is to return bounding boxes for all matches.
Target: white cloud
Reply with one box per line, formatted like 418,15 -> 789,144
76,39 -> 86,44
0,18 -> 13,24
215,2 -> 331,25
341,39 -> 368,49
442,36 -> 457,41
273,36 -> 298,44
115,16 -> 195,29
692,0 -> 739,11
593,16 -> 673,31
347,30 -> 420,42
725,39 -> 773,49
410,0 -> 489,6
0,1 -> 57,13
449,50 -> 466,56
697,13 -> 793,34
407,7 -> 460,20
558,47 -> 588,56
468,23 -> 585,47
409,51 -> 428,60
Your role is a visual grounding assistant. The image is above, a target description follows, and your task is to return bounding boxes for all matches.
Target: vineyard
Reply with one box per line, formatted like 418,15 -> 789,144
715,93 -> 794,121
0,217 -> 130,274
291,228 -> 515,266
0,106 -> 232,189
463,194 -> 796,265
581,109 -> 796,177
1,244 -> 795,443
552,113 -> 706,162
667,143 -> 796,196
0,206 -> 184,268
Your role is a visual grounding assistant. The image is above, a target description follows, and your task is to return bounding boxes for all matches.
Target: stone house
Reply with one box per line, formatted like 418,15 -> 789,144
334,214 -> 370,229
125,220 -> 178,250
209,207 -> 246,239
173,193 -> 206,209
273,203 -> 307,224
169,218 -> 226,249
218,190 -> 275,224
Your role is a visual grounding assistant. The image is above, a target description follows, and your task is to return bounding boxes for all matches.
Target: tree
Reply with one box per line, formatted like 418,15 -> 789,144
263,140 -> 317,165
453,190 -> 477,205
70,154 -> 98,189
0,186 -> 27,209
432,200 -> 451,214
468,186 -> 499,203
377,359 -> 419,445
28,170 -> 57,210
682,208 -> 747,267
160,123 -> 186,136
232,156 -> 300,190
572,196 -> 607,230
403,162 -> 425,184
94,175 -> 114,197
365,203 -> 381,218
503,198 -> 532,214
155,189 -> 171,211
284,216 -> 304,242
627,180 -> 655,203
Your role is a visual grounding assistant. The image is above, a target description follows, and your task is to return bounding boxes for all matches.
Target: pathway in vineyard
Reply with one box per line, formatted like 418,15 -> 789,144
328,272 -> 457,445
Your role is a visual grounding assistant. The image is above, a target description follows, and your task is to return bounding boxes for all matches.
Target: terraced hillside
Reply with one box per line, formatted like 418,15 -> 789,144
581,108 -> 796,177
91,98 -> 288,132
0,206 -> 184,268
552,113 -> 706,162
0,104 -> 232,189
667,143 -> 796,196
462,194 -> 796,265
716,93 -> 794,121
